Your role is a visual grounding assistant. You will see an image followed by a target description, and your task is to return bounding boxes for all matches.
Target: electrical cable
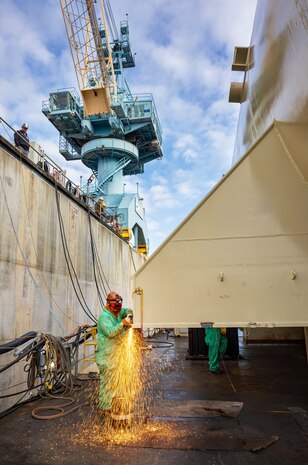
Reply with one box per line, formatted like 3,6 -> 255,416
150,341 -> 174,349
24,333 -> 83,420
1,117 -> 119,330
0,379 -> 29,393
0,326 -> 96,419
40,334 -> 74,395
62,324 -> 96,345
0,331 -> 38,354
0,174 -> 65,332
0,326 -> 94,387
19,159 -> 79,326
0,339 -> 45,374
54,184 -> 97,324
213,330 -> 292,415
0,394 -> 41,419
87,211 -> 111,294
0,118 -> 89,329
31,398 -> 86,420
93,238 -> 111,294
87,211 -> 108,305
0,384 -> 43,399
75,350 -> 96,365
55,184 -> 97,322
29,332 -> 95,420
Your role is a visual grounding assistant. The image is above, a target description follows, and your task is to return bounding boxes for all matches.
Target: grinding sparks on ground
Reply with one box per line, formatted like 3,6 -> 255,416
74,329 -> 182,446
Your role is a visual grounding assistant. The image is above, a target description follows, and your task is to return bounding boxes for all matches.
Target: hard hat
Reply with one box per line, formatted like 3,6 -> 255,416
22,123 -> 29,129
99,197 -> 104,201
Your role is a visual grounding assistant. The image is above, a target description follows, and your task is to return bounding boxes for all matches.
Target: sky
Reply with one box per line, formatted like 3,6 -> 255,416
0,0 -> 257,252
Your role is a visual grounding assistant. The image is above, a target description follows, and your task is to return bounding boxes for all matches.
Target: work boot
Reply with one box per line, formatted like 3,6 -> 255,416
210,368 -> 223,374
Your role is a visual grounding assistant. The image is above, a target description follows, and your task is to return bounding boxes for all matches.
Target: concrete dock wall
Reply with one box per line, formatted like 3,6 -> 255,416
0,143 -> 144,411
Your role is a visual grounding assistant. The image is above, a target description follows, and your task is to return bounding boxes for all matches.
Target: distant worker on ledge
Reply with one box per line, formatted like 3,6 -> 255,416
95,292 -> 133,412
95,197 -> 106,220
14,123 -> 30,157
205,327 -> 227,374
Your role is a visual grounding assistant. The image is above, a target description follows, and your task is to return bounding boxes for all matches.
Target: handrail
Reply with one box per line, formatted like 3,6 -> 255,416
97,155 -> 131,190
0,116 -> 124,235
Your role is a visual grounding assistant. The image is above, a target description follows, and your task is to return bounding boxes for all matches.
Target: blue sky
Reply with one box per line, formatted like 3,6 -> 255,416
0,0 -> 257,252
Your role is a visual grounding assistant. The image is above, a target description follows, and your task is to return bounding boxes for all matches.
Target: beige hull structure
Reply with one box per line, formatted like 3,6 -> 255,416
133,121 -> 308,331
232,0 -> 308,161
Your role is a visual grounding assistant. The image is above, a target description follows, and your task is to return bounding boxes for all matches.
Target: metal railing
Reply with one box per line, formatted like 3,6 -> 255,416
111,93 -> 163,144
0,116 -> 124,236
82,327 -> 97,371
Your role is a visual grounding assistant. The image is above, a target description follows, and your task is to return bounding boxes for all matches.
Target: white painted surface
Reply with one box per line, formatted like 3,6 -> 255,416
134,123 -> 308,329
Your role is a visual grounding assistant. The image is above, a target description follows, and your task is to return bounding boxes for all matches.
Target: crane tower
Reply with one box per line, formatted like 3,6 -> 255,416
42,0 -> 163,254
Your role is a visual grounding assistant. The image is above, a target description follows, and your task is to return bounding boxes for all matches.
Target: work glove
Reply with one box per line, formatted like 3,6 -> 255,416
122,314 -> 133,326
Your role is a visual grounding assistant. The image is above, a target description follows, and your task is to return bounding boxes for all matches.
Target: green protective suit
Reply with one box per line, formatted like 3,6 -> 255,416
205,328 -> 227,373
95,307 -> 131,410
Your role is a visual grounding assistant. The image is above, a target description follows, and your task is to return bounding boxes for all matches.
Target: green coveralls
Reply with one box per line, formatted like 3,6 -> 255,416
205,327 -> 227,373
95,307 -> 131,410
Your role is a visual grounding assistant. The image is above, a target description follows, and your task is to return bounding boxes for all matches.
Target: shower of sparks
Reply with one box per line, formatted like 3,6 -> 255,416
74,329 -> 183,446
107,327 -> 143,418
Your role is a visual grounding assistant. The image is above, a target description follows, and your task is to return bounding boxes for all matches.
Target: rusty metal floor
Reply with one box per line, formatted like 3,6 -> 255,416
1,336 -> 308,464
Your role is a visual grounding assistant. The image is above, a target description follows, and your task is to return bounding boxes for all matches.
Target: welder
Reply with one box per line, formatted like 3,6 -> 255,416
205,327 -> 227,374
95,292 -> 133,412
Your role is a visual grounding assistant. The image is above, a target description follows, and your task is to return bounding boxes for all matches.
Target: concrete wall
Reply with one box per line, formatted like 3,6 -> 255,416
0,143 -> 144,411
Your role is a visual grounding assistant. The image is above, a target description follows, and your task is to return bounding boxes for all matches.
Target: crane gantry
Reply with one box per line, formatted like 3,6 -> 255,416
43,0 -> 163,253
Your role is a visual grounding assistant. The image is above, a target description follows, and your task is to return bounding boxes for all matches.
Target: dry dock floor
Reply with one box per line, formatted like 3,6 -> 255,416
1,335 -> 308,465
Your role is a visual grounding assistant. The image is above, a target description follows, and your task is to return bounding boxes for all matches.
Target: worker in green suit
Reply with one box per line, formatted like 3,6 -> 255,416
205,327 -> 227,374
95,292 -> 133,412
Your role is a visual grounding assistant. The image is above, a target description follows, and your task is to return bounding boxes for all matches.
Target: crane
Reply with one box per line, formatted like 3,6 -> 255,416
42,0 -> 163,254
60,0 -> 116,116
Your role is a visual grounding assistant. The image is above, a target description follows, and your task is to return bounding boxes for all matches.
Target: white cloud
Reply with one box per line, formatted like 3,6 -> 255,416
0,0 -> 257,252
173,134 -> 200,161
148,184 -> 179,209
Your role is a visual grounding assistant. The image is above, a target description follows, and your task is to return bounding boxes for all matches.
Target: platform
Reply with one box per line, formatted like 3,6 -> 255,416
0,336 -> 308,464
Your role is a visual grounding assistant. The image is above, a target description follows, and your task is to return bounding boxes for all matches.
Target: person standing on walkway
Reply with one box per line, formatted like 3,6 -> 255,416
14,123 -> 30,157
205,327 -> 227,374
95,292 -> 133,412
95,197 -> 106,220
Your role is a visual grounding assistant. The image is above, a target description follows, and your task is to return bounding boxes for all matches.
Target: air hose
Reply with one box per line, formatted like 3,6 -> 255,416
0,331 -> 38,354
31,396 -> 87,420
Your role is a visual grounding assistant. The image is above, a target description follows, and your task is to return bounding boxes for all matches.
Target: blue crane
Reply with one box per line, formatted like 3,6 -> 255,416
42,0 -> 163,254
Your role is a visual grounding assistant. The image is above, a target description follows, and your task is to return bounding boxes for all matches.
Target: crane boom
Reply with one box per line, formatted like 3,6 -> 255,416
59,0 -> 116,115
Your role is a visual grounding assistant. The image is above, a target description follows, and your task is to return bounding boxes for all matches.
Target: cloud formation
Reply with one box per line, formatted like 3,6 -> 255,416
0,0 -> 257,252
